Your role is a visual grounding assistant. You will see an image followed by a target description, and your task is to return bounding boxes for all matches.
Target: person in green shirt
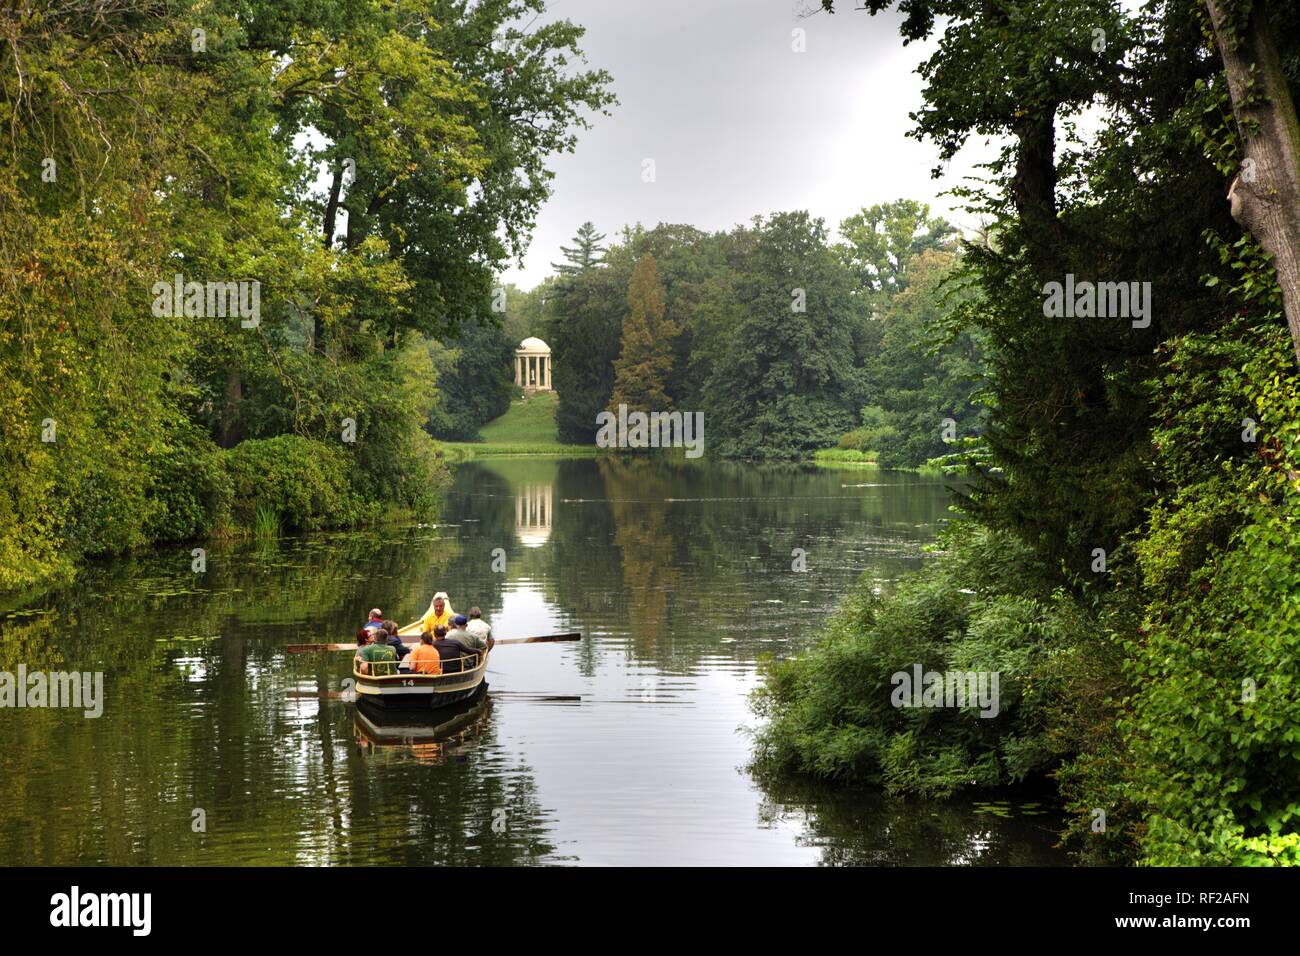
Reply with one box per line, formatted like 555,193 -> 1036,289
356,632 -> 398,676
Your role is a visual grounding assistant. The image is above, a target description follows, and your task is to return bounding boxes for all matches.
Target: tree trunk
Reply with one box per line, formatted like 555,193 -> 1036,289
317,165 -> 345,351
1206,0 -> 1300,366
1010,109 -> 1059,227
220,368 -> 243,449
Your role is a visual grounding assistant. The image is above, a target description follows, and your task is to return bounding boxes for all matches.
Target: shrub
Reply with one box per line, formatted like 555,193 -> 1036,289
224,435 -> 366,531
143,420 -> 232,542
752,524 -> 1077,797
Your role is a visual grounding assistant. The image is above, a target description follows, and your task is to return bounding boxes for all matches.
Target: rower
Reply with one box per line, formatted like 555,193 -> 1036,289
417,591 -> 455,635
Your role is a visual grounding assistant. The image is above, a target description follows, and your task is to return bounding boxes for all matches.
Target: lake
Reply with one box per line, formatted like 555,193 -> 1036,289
0,456 -> 1066,865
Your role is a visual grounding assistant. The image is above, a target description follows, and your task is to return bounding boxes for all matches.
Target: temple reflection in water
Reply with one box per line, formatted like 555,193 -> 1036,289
515,481 -> 553,548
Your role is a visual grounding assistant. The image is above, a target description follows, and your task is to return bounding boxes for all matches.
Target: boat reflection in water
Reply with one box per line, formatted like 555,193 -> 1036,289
353,685 -> 492,765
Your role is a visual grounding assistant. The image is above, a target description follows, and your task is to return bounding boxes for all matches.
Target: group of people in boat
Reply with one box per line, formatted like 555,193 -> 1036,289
355,592 -> 494,678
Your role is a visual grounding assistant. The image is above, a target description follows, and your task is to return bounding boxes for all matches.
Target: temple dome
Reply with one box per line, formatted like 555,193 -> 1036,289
519,336 -> 550,352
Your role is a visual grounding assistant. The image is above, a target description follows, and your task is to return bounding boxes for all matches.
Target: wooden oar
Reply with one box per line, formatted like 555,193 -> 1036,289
286,632 -> 581,654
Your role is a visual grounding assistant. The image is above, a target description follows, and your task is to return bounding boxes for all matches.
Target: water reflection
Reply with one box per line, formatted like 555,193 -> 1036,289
0,456 -> 1065,865
353,690 -> 493,761
515,483 -> 553,548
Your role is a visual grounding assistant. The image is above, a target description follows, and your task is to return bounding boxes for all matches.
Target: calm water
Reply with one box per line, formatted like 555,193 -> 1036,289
0,457 -> 1065,865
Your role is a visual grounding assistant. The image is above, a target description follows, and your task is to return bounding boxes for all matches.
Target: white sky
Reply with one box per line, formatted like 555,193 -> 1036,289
499,0 -> 996,289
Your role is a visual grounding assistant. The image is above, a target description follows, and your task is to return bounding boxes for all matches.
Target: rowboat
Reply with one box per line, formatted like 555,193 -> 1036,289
352,644 -> 489,710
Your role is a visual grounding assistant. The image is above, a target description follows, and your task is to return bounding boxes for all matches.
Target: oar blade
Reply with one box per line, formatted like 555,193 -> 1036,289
494,632 -> 582,646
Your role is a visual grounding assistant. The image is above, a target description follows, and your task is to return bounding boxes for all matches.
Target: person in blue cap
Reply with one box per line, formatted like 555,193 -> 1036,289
447,613 -> 490,656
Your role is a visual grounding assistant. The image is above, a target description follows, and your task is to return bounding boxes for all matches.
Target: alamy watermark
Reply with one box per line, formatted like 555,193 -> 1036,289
1041,273 -> 1151,328
890,665 -> 1000,718
595,404 -> 704,459
50,886 -> 150,936
151,274 -> 260,328
0,666 -> 104,718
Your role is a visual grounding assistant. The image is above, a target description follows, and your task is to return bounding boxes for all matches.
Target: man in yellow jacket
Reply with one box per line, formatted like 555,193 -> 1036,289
417,591 -> 455,636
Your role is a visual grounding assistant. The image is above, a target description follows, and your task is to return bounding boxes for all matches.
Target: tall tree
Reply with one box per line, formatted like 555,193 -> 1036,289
544,264 -> 625,443
610,255 -> 679,412
856,249 -> 984,468
425,318 -> 516,441
701,213 -> 860,460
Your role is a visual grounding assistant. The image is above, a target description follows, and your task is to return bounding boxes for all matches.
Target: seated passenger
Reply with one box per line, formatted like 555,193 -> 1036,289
381,619 -> 410,662
356,631 -> 398,677
430,624 -> 470,674
448,615 -> 489,666
362,608 -> 386,635
465,607 -> 494,651
408,631 -> 442,675
446,614 -> 471,648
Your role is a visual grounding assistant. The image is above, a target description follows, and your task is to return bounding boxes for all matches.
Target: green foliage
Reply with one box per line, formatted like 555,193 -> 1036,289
847,250 -> 985,468
752,525 -> 1078,796
224,436 -> 365,531
253,504 -> 282,540
143,421 -> 234,544
0,0 -> 609,591
701,213 -> 861,460
545,246 -> 627,443
610,255 -> 679,413
542,210 -> 979,463
426,318 -> 516,441
836,199 -> 957,299
552,221 -> 608,274
756,0 -> 1300,868
1113,298 -> 1300,866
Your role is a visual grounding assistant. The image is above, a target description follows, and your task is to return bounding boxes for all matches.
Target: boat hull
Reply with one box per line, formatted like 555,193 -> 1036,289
353,649 -> 489,710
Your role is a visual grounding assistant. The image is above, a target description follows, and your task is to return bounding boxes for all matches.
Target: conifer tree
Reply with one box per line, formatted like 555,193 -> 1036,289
610,255 -> 679,412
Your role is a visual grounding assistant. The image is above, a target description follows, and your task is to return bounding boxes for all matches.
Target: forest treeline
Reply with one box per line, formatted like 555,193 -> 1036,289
487,202 -> 985,465
0,0 -> 611,591
753,0 -> 1300,866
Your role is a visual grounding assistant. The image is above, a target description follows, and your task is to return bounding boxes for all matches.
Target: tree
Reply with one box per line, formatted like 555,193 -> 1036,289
610,255 -> 679,412
544,264 -> 625,443
0,0 -> 612,588
426,319 -> 515,441
1204,0 -> 1300,366
552,221 -> 609,274
292,1 -> 615,347
847,249 -> 983,468
701,213 -> 860,460
837,199 -> 957,297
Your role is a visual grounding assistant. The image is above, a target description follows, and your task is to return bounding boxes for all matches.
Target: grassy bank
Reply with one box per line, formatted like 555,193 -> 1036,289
442,391 -> 601,459
811,448 -> 945,474
812,448 -> 879,467
439,441 -> 602,461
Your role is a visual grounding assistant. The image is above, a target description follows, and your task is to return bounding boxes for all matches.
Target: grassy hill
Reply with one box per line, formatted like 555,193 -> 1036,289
440,391 -> 599,459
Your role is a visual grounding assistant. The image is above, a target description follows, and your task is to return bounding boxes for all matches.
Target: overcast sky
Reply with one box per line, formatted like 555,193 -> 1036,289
498,0 -> 993,290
